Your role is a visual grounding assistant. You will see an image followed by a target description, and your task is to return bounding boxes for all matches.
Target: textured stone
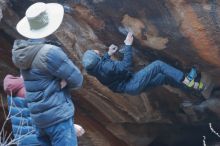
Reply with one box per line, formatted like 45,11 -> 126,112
0,0 -> 220,146
0,0 -> 6,21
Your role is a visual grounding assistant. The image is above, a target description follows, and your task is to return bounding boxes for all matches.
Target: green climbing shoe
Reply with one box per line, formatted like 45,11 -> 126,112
194,81 -> 204,91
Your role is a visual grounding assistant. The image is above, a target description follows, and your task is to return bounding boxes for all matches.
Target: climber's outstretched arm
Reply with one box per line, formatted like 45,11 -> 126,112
102,32 -> 134,72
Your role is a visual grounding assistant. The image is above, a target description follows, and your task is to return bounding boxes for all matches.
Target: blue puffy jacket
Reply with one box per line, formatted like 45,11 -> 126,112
8,96 -> 39,146
87,45 -> 133,92
12,39 -> 83,128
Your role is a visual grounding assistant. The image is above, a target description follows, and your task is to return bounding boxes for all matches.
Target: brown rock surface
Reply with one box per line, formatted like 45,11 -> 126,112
0,0 -> 220,145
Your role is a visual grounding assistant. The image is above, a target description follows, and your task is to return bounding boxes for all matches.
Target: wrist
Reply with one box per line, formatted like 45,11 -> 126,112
124,40 -> 132,46
108,51 -> 113,56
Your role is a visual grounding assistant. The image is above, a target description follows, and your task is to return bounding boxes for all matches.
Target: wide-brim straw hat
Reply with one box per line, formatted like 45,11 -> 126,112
16,2 -> 64,39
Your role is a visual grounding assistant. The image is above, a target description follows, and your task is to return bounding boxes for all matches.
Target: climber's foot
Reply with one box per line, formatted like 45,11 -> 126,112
182,67 -> 204,91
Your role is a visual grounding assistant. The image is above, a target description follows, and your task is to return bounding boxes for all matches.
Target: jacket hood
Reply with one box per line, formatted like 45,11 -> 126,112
3,74 -> 25,97
12,39 -> 45,70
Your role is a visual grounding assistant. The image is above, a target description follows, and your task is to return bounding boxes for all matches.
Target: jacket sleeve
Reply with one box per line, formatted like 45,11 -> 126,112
102,45 -> 133,73
46,47 -> 83,89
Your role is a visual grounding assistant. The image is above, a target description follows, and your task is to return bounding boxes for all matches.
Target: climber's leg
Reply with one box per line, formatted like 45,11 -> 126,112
122,60 -> 185,95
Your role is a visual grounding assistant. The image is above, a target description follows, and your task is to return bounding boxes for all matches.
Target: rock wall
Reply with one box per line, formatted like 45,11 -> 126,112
0,0 -> 220,145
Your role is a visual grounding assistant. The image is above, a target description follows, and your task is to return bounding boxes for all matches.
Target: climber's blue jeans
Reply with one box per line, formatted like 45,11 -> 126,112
35,118 -> 77,146
122,60 -> 186,95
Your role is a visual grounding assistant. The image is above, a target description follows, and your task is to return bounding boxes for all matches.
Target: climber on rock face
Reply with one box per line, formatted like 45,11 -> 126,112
82,32 -> 204,95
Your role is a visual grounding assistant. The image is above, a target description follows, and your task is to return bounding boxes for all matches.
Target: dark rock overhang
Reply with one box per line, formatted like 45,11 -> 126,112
0,0 -> 220,145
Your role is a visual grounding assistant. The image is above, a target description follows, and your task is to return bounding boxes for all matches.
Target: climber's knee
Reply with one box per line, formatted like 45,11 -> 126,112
149,60 -> 165,68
